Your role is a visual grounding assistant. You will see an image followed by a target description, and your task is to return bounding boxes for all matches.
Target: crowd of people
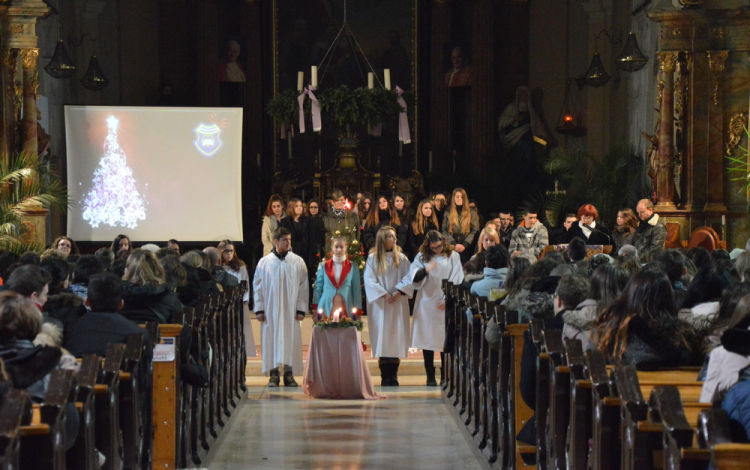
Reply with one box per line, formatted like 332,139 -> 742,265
3,187 -> 750,444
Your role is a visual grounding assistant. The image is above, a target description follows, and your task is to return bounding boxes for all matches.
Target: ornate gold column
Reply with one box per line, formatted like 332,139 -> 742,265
2,1 -> 50,161
704,50 -> 729,213
2,1 -> 52,247
430,0 -> 451,174
656,51 -> 678,211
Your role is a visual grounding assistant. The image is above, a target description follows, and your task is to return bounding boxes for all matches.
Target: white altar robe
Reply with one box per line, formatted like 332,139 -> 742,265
363,252 -> 413,358
253,251 -> 309,374
408,251 -> 464,352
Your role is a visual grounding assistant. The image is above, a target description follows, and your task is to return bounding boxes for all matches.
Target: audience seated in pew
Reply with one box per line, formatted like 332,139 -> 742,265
679,262 -> 736,332
722,380 -> 750,442
203,247 -> 239,289
470,244 -> 509,298
517,274 -> 589,444
592,269 -> 703,370
69,254 -> 106,304
563,263 -> 628,350
654,249 -> 689,308
121,249 -> 183,324
64,272 -> 153,361
159,253 -> 206,307
40,257 -> 86,336
502,257 -> 562,320
701,294 -> 750,403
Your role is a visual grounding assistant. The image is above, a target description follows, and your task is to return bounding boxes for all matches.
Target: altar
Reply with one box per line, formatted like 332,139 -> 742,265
302,326 -> 384,400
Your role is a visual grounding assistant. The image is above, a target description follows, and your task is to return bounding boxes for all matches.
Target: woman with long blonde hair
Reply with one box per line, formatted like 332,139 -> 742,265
463,225 -> 501,275
121,249 -> 183,324
406,230 -> 464,386
441,188 -> 479,264
363,226 -> 413,386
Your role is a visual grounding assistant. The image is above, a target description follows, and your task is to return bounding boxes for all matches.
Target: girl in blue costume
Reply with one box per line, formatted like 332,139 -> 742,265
313,236 -> 362,319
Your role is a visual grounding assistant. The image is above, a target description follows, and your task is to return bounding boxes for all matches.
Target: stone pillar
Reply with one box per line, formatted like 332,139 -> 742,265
704,50 -> 729,213
470,0 -> 494,173
1,48 -> 21,162
656,51 -> 678,211
20,48 -> 39,155
430,0 -> 451,175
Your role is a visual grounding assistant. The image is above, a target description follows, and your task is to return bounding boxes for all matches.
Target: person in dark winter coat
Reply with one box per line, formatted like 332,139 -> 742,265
593,269 -> 702,370
121,250 -> 183,324
363,195 -> 406,255
40,257 -> 86,334
407,199 -> 440,260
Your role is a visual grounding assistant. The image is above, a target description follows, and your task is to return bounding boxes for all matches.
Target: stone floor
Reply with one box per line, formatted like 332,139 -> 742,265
202,384 -> 486,470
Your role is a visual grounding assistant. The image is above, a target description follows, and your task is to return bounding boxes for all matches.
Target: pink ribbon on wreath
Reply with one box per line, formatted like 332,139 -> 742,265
297,86 -> 322,133
395,86 -> 411,144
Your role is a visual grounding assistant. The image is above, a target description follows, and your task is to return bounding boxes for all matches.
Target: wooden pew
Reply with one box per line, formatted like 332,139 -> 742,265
565,339 -> 591,470
152,323 -> 183,470
68,354 -> 100,470
543,329 -> 568,470
97,343 -> 126,470
507,321 -> 534,470
475,297 -> 491,449
442,280 -> 454,395
19,368 -> 75,470
586,349 -> 621,470
698,408 -> 750,470
0,389 -> 31,470
120,332 -> 147,470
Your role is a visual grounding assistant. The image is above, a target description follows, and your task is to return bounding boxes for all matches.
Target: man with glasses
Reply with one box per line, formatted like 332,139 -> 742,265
253,227 -> 309,387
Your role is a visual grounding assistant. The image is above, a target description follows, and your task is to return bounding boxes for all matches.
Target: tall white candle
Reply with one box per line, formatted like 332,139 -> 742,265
722,215 -> 726,226
384,69 -> 391,90
368,72 -> 374,90
297,71 -> 304,92
256,153 -> 261,169
311,66 -> 318,88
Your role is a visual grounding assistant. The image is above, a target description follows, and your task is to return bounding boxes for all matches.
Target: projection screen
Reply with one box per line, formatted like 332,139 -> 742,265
65,106 -> 243,242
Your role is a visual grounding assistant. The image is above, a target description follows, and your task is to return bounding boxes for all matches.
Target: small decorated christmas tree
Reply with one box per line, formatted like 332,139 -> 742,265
82,116 -> 146,229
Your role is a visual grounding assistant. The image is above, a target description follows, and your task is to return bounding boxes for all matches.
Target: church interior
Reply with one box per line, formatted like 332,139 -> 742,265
2,1 -> 750,469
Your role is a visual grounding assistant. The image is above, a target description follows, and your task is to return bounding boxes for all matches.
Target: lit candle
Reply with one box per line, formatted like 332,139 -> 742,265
317,308 -> 323,321
384,69 -> 391,90
311,65 -> 318,88
368,72 -> 374,90
333,309 -> 340,323
297,71 -> 304,92
722,215 -> 726,226
351,308 -> 357,321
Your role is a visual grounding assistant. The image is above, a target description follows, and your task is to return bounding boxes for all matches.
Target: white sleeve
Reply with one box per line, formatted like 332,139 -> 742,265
364,255 -> 389,302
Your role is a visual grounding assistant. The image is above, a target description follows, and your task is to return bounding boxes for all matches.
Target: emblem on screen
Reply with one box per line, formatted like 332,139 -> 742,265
193,123 -> 223,157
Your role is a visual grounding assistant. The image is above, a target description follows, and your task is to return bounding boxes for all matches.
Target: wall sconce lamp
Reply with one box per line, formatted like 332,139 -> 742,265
43,33 -> 109,91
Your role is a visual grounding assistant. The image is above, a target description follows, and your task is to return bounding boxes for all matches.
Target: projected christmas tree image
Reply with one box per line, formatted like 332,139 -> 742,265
82,116 -> 146,229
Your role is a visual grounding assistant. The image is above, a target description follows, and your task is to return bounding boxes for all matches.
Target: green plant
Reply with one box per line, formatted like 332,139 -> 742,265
0,151 -> 70,253
266,86 -> 406,133
531,144 -> 648,228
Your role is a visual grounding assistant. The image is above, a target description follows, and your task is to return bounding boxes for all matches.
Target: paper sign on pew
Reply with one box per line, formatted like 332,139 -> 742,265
153,337 -> 176,362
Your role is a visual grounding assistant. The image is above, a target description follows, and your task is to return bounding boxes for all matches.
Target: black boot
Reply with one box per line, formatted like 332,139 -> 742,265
425,366 -> 437,387
283,369 -> 298,387
268,369 -> 280,387
391,360 -> 400,387
378,360 -> 391,386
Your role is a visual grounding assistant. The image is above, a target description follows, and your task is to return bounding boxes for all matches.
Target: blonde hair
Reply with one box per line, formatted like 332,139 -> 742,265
412,199 -> 439,236
372,226 -> 402,274
476,226 -> 500,255
123,249 -> 166,286
446,188 -> 471,235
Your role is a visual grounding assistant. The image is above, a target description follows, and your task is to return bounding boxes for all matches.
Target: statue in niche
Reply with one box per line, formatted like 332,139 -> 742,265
497,86 -> 550,206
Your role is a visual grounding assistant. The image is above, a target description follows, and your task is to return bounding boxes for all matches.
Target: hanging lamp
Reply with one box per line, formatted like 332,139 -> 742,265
80,55 -> 109,91
582,53 -> 610,88
616,31 -> 649,72
44,40 -> 76,79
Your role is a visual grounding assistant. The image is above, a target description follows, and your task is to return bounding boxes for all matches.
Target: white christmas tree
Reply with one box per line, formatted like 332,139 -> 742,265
82,116 -> 147,229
